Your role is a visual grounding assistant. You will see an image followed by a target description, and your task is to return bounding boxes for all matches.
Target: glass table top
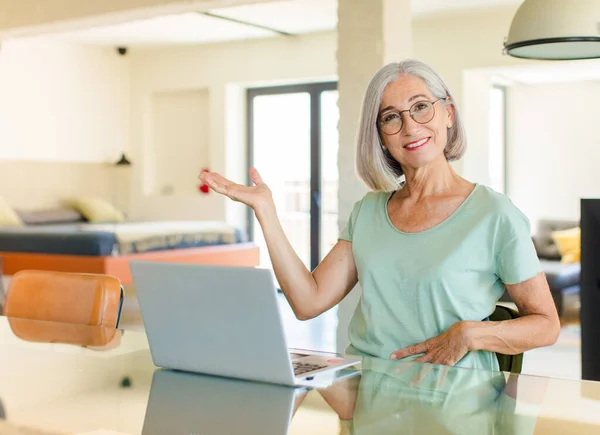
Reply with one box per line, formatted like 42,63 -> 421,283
0,316 -> 599,435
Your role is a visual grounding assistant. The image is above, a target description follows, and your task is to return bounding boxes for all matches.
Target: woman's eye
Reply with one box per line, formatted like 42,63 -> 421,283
383,113 -> 399,123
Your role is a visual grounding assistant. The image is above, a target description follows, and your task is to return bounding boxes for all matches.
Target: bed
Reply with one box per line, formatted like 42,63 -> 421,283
0,221 -> 259,285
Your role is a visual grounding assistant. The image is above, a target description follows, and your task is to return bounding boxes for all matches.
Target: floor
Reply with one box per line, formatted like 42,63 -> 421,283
522,323 -> 580,379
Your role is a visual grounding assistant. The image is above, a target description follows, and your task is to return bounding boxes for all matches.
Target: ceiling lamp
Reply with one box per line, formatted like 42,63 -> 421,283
504,0 -> 600,60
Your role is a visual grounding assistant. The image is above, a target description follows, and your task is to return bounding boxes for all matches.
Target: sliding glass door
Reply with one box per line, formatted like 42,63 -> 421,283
247,82 -> 338,272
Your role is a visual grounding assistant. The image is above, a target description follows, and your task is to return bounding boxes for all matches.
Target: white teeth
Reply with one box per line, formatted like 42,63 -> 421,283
406,138 -> 427,149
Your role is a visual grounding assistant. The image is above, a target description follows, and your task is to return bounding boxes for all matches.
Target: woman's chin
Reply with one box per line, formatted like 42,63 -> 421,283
401,153 -> 444,172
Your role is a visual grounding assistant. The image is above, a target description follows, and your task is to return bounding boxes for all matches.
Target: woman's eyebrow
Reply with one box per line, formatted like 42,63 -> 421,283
379,105 -> 396,114
379,94 -> 430,114
408,93 -> 428,102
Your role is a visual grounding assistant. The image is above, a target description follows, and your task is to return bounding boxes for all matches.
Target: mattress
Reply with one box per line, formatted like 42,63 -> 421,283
0,221 -> 246,256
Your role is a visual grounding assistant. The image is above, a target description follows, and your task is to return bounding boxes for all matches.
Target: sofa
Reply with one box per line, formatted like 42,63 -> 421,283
501,219 -> 580,317
533,219 -> 580,316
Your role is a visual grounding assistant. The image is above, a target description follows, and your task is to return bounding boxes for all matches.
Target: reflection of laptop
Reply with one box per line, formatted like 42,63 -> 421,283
130,261 -> 360,387
142,369 -> 301,435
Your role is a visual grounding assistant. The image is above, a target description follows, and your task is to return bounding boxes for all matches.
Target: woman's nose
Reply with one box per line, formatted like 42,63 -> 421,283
401,114 -> 420,135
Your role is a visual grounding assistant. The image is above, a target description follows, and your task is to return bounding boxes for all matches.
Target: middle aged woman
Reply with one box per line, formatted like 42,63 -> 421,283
200,59 -> 560,371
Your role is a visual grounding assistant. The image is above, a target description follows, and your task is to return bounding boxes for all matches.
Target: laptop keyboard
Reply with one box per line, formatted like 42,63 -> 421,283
293,361 -> 328,376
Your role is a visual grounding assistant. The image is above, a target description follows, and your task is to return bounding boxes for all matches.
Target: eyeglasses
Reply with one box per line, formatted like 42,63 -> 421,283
377,98 -> 446,136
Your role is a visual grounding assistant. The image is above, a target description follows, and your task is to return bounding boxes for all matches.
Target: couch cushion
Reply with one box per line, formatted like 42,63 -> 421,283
551,227 -> 580,263
0,197 -> 23,227
533,219 -> 579,260
539,259 -> 580,292
67,196 -> 125,223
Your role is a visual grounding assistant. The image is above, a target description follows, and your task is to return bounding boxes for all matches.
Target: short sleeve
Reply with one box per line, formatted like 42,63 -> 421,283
496,206 -> 542,285
338,198 -> 364,242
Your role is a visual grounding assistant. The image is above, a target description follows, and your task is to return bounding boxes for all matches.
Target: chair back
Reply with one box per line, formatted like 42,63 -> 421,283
490,304 -> 524,373
7,317 -> 121,349
2,270 -> 123,328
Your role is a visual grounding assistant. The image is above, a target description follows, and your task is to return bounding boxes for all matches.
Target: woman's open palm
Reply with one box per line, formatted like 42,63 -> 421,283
199,167 -> 272,210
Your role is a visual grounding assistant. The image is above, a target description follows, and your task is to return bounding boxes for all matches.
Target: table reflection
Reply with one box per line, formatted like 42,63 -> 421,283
142,369 -> 305,435
137,356 -> 548,435
315,357 -> 545,435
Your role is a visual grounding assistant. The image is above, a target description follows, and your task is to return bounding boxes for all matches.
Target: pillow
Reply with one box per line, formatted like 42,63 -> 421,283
534,219 -> 579,260
0,197 -> 23,227
67,197 -> 125,223
551,227 -> 580,264
17,208 -> 84,225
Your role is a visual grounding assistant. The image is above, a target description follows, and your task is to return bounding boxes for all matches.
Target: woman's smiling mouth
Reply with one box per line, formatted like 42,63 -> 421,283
404,137 -> 430,151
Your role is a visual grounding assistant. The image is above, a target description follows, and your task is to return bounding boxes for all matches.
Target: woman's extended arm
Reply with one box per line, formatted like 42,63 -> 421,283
201,168 -> 358,320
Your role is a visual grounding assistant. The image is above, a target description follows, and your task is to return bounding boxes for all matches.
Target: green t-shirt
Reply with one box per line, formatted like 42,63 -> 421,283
339,184 -> 542,371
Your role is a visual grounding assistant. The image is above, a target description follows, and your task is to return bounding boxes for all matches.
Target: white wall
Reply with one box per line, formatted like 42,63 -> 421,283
129,31 -> 337,224
0,38 -> 131,163
412,5 -> 536,180
0,160 -> 115,210
4,2 -> 531,225
0,3 -> 541,222
506,81 -> 600,226
127,5 -> 536,224
151,88 -> 210,195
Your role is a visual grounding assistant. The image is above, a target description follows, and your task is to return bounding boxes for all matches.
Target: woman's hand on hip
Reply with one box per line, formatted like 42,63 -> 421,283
199,167 -> 273,212
390,321 -> 472,367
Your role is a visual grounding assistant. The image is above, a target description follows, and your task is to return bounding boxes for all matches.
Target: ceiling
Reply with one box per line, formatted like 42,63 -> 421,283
41,0 -> 523,47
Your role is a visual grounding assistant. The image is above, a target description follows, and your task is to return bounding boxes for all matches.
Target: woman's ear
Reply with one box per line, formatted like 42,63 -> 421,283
445,97 -> 456,126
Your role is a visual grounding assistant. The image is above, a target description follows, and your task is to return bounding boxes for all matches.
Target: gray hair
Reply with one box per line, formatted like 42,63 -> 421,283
355,59 -> 467,191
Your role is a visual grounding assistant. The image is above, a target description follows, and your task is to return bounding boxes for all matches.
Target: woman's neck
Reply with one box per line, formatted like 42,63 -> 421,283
400,158 -> 462,201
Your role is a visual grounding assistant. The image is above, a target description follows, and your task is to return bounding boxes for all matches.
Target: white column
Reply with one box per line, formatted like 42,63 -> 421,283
336,0 -> 413,353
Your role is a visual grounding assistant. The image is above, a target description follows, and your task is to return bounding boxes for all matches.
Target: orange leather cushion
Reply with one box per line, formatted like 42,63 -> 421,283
3,270 -> 122,327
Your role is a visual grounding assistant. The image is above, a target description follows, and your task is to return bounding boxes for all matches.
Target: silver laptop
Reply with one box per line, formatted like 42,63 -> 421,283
142,369 -> 302,435
130,261 -> 360,387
